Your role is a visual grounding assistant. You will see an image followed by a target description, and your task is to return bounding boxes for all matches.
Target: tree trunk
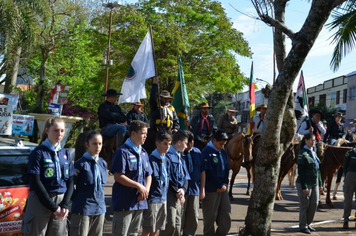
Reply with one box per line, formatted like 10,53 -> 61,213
36,50 -> 49,109
243,0 -> 345,235
4,46 -> 22,94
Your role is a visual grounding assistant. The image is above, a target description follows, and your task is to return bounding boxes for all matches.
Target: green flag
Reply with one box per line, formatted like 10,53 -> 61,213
172,55 -> 190,130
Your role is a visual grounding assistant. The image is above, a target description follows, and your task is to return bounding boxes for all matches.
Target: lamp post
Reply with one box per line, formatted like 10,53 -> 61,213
103,1 -> 122,94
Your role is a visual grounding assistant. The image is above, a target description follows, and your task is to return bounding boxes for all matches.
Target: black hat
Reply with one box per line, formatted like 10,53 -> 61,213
333,112 -> 344,117
309,109 -> 324,120
213,130 -> 229,141
102,89 -> 122,97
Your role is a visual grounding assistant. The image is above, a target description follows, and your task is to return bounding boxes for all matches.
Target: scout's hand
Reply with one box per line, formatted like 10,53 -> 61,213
180,196 -> 185,206
217,185 -> 227,193
172,129 -> 178,133
61,208 -> 69,220
176,188 -> 185,199
53,207 -> 62,219
137,184 -> 149,200
303,189 -> 309,195
199,190 -> 205,200
153,77 -> 159,84
137,193 -> 144,202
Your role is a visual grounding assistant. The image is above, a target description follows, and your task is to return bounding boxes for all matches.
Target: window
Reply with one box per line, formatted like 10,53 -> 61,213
309,96 -> 315,107
350,87 -> 356,100
343,89 -> 348,103
0,155 -> 29,187
319,94 -> 326,103
336,91 -> 340,104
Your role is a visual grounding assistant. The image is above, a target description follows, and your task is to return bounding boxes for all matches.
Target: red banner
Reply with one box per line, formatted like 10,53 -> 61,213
0,187 -> 29,235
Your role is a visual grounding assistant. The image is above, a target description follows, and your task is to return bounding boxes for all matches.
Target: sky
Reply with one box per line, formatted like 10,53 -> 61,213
122,0 -> 355,92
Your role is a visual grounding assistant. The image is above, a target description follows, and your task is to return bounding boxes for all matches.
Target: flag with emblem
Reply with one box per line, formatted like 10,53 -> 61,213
247,62 -> 255,135
172,55 -> 190,130
294,70 -> 309,130
119,30 -> 156,104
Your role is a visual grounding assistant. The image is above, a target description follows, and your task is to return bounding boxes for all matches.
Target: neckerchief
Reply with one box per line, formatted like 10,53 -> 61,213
83,152 -> 102,191
170,145 -> 183,177
200,113 -> 210,133
151,149 -> 167,184
304,145 -> 319,169
125,138 -> 143,175
311,119 -> 321,141
161,104 -> 173,121
257,115 -> 265,129
185,150 -> 194,174
42,138 -> 62,183
207,141 -> 225,172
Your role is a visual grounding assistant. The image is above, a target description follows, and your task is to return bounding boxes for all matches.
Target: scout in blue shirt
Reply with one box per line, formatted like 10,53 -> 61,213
110,120 -> 153,236
142,131 -> 172,236
160,130 -> 190,236
181,130 -> 206,236
201,130 -> 231,236
70,131 -> 108,236
22,117 -> 75,236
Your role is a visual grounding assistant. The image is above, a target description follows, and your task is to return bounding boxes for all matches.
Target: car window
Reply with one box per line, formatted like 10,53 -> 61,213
0,155 -> 29,188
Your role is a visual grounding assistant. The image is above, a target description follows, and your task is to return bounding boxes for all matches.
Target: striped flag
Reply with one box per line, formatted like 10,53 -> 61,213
294,70 -> 309,131
247,62 -> 255,135
172,55 -> 190,130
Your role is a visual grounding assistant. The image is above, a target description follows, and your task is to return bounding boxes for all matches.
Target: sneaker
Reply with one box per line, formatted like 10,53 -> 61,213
300,228 -> 311,234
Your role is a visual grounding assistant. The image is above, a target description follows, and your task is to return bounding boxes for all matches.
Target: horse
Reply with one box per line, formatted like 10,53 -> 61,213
226,132 -> 254,200
318,144 -> 353,207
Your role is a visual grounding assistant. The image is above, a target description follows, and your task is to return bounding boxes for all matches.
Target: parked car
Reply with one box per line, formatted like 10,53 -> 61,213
0,137 -> 37,236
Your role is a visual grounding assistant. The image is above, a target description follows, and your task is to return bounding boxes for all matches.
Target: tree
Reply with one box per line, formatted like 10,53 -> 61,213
328,0 -> 356,71
241,0 -> 347,235
91,0 -> 252,109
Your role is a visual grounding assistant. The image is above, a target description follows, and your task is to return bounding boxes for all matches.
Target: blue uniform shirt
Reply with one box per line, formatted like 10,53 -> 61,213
110,144 -> 153,211
182,147 -> 205,196
148,149 -> 169,203
166,145 -> 190,193
202,144 -> 230,193
71,157 -> 107,215
28,146 -> 75,193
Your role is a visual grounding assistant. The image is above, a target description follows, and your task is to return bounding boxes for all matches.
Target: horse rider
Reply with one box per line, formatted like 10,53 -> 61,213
190,102 -> 216,151
323,112 -> 345,145
98,89 -> 127,149
126,100 -> 149,125
217,106 -> 238,139
345,119 -> 356,142
297,109 -> 326,144
252,104 -> 267,135
149,77 -> 180,133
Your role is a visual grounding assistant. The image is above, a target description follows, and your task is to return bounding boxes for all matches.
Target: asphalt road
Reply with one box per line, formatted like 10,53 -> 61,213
102,168 -> 355,235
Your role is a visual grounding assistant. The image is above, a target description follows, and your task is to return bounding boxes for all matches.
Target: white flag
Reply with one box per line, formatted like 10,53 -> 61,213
294,71 -> 309,131
119,31 -> 156,104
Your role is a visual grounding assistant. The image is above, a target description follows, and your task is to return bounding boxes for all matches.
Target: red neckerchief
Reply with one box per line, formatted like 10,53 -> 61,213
200,113 -> 210,133
257,114 -> 265,129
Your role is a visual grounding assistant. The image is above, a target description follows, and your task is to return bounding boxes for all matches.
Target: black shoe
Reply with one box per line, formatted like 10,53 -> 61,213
308,226 -> 316,231
300,228 -> 311,234
343,221 -> 349,229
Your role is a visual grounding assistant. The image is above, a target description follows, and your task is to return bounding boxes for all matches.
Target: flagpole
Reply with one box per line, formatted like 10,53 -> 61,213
301,70 -> 312,129
178,56 -> 188,129
149,25 -> 163,128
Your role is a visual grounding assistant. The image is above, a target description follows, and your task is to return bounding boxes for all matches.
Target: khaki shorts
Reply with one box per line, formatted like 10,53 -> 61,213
142,201 -> 167,232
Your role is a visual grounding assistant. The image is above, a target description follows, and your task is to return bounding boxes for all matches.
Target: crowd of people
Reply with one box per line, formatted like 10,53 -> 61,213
20,80 -> 356,235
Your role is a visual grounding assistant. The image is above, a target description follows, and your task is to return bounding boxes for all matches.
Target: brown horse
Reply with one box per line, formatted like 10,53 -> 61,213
226,132 -> 254,199
319,144 -> 353,207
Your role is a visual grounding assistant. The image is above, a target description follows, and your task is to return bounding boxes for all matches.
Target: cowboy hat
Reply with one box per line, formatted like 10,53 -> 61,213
101,89 -> 122,96
226,106 -> 238,112
256,104 -> 267,111
159,90 -> 174,100
322,119 -> 327,124
350,119 -> 356,125
333,112 -> 344,117
309,109 -> 325,120
132,101 -> 144,106
199,102 -> 212,109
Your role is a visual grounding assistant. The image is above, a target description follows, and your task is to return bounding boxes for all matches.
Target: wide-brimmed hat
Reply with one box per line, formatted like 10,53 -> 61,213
256,104 -> 267,111
322,119 -> 327,124
350,119 -> 356,125
309,109 -> 324,120
132,101 -> 144,106
226,106 -> 238,112
199,102 -> 212,109
159,90 -> 174,100
102,89 -> 122,97
333,112 -> 344,117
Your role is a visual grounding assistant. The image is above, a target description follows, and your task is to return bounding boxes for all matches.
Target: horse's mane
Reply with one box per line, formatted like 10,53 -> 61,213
334,138 -> 349,147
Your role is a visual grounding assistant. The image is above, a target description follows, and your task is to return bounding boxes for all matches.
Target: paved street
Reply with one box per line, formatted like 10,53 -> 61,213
103,168 -> 355,235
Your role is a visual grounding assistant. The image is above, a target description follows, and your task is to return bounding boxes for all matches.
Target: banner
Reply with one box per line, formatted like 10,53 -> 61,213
0,187 -> 30,235
119,30 -> 156,104
0,106 -> 13,135
0,93 -> 18,111
12,115 -> 35,136
247,62 -> 255,135
172,55 -> 190,130
294,71 -> 309,131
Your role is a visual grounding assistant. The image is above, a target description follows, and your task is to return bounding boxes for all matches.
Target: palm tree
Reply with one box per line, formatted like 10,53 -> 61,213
0,0 -> 47,93
328,0 -> 356,71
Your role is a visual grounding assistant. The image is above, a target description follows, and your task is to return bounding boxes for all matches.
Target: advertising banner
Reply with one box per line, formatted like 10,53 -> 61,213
0,106 -> 13,135
12,115 -> 35,136
0,94 -> 19,111
0,186 -> 29,235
